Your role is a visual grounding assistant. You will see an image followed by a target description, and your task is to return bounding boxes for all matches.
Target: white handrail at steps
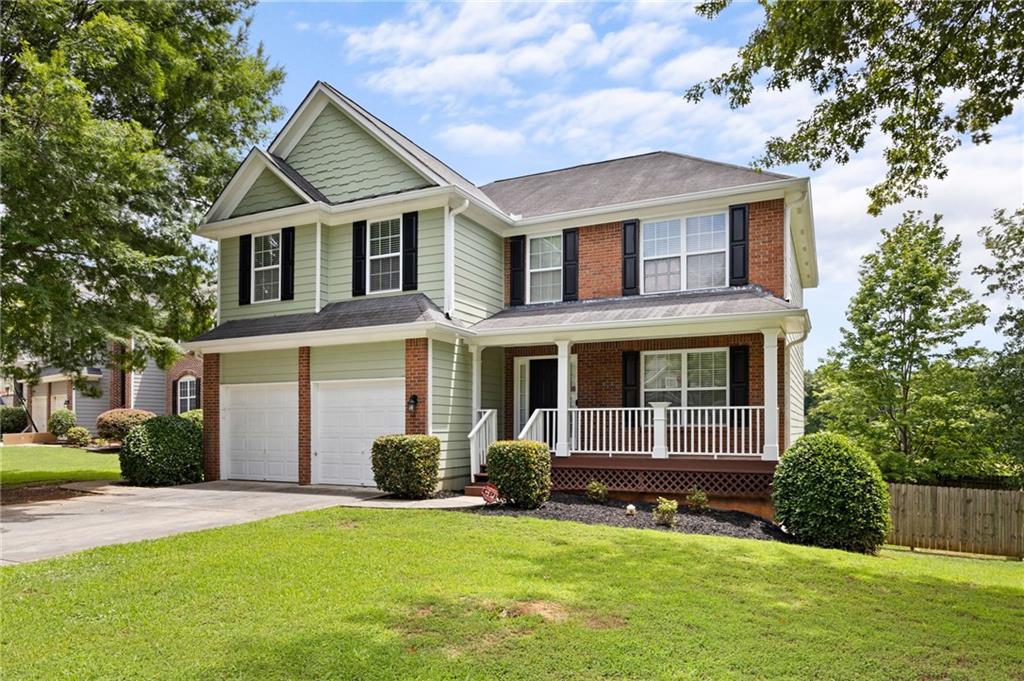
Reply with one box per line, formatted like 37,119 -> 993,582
468,409 -> 497,477
517,408 -> 556,451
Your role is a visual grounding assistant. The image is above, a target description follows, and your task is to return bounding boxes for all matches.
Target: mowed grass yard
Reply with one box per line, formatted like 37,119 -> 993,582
0,445 -> 120,487
2,508 -> 1021,680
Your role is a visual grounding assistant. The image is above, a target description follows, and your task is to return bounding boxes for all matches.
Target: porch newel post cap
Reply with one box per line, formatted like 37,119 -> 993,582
762,444 -> 780,461
649,401 -> 671,409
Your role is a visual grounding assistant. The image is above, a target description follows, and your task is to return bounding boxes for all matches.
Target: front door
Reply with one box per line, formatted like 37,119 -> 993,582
529,358 -> 558,413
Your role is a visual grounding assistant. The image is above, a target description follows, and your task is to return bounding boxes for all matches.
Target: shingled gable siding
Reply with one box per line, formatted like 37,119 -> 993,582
431,339 -> 473,490
454,213 -> 504,323
231,168 -> 305,218
322,207 -> 444,307
284,104 -> 430,204
220,224 -> 317,322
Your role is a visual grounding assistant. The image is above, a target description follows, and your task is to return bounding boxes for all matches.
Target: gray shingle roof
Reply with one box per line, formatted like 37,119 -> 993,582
191,293 -> 453,343
479,152 -> 792,219
471,286 -> 799,332
264,152 -> 330,204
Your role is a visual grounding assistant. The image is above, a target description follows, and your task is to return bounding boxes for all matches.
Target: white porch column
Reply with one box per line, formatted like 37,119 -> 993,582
470,345 -> 482,417
555,340 -> 571,457
650,402 -> 669,458
762,328 -> 780,461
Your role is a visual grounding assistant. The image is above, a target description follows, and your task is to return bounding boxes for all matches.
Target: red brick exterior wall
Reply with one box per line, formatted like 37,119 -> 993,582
298,347 -> 311,485
202,353 -> 220,481
165,354 -> 203,414
578,222 -> 623,299
405,338 -> 429,434
63,379 -> 73,410
748,199 -> 786,298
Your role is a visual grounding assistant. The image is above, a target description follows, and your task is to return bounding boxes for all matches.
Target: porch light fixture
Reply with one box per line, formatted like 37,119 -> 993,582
406,394 -> 419,413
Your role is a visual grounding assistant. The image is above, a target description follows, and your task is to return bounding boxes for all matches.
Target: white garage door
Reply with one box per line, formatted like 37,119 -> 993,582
31,396 -> 47,431
222,384 -> 298,482
313,379 -> 405,486
50,392 -> 67,415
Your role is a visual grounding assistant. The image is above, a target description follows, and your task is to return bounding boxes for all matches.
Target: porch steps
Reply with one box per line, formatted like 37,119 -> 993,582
463,468 -> 489,497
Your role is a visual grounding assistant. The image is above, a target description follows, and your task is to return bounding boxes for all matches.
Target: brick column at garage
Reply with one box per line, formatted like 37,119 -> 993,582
405,338 -> 429,434
65,379 -> 73,410
202,353 -> 220,481
298,346 -> 311,485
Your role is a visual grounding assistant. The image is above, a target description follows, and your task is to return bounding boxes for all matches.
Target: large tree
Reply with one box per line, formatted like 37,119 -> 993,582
0,0 -> 284,387
686,1 -> 1024,214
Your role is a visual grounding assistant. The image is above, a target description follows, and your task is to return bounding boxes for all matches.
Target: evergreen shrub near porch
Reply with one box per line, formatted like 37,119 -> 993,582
120,415 -> 203,486
371,435 -> 440,499
487,440 -> 551,509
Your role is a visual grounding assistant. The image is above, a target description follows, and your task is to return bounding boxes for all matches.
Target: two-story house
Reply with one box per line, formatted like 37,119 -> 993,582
187,82 -> 817,509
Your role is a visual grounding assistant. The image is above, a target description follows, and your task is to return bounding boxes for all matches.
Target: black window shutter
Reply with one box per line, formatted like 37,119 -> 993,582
729,346 -> 749,406
195,377 -> 202,409
622,219 -> 640,296
171,379 -> 179,414
281,227 -> 295,301
622,351 -> 640,407
562,228 -> 579,302
729,204 -> 749,286
509,235 -> 526,306
402,212 -> 418,291
352,220 -> 367,297
238,234 -> 252,306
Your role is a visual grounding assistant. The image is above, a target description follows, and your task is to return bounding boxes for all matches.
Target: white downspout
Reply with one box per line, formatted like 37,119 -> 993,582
444,199 -> 469,317
314,219 -> 322,312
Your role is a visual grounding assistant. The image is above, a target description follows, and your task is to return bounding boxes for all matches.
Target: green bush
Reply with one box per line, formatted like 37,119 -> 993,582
65,426 -> 92,448
120,415 -> 203,486
0,406 -> 27,433
179,409 -> 203,429
653,497 -> 678,527
97,408 -> 155,441
486,440 -> 551,509
370,435 -> 441,499
773,432 -> 891,554
47,408 -> 76,437
686,487 -> 709,513
585,480 -> 609,503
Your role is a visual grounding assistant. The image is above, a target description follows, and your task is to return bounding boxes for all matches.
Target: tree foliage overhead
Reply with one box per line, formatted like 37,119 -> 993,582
0,0 -> 284,386
687,1 -> 1024,214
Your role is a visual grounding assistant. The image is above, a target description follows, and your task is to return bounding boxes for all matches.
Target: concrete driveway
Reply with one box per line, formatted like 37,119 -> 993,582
1,481 -> 387,564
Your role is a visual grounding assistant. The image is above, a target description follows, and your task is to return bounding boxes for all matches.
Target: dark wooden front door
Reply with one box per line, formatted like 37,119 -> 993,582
529,358 -> 558,413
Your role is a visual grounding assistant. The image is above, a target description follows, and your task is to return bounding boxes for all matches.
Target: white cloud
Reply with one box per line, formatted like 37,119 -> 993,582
437,123 -> 525,155
653,46 -> 738,89
586,23 -> 688,80
366,54 -> 515,99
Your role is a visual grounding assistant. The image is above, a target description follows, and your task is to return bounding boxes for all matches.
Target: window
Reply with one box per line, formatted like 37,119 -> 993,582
641,213 -> 727,293
528,235 -> 562,303
177,376 -> 198,414
252,231 -> 281,303
369,217 -> 402,293
642,349 -> 728,407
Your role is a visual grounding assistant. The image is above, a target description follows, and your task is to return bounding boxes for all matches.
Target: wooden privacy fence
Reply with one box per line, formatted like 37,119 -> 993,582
887,484 -> 1024,558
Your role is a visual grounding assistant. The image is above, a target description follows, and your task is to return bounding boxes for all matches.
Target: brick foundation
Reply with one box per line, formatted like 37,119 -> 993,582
298,346 -> 311,485
202,353 -> 220,481
405,338 -> 429,434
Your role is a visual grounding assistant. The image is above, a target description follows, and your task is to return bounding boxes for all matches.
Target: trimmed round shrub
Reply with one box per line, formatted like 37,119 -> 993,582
487,440 -> 551,509
0,405 -> 27,433
47,408 -> 76,437
97,408 -> 155,441
585,480 -> 609,503
66,426 -> 92,448
179,409 -> 203,429
773,432 -> 891,554
371,435 -> 441,499
120,415 -> 203,486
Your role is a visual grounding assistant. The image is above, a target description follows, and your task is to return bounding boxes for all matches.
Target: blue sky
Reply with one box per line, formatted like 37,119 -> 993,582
247,2 -> 1024,366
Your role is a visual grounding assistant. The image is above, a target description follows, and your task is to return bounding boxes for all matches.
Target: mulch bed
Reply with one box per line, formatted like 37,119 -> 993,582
1,484 -> 88,505
469,492 -> 793,543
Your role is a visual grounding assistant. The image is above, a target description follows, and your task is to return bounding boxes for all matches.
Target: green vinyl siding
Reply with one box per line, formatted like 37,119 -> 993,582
310,342 -> 404,382
431,340 -> 472,489
221,349 -> 298,384
219,224 -> 317,322
454,214 -> 504,324
231,168 -> 304,218
323,207 -> 444,306
285,104 -> 432,204
480,347 -> 505,438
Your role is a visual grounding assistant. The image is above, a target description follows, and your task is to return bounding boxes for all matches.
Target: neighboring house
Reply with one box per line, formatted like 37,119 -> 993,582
186,81 -> 817,506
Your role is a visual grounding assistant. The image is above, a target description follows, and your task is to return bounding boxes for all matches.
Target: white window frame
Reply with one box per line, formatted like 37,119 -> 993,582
367,216 -> 403,295
512,355 -> 578,435
640,211 -> 729,295
177,375 -> 198,414
526,233 -> 563,304
640,348 -> 730,408
251,229 -> 282,304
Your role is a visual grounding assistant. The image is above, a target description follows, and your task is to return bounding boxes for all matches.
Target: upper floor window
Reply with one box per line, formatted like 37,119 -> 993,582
641,213 -> 727,293
369,217 -> 402,293
528,234 -> 562,303
253,231 -> 281,303
642,349 -> 728,407
177,376 -> 198,413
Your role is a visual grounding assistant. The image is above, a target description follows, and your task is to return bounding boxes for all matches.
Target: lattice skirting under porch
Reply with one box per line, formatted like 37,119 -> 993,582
550,457 -> 775,498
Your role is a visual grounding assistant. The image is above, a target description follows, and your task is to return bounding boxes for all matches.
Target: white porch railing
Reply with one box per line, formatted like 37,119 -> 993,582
515,405 -> 768,458
468,409 -> 497,477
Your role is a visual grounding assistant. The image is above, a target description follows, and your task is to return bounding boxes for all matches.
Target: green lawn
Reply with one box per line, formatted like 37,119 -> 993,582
2,509 -> 1021,680
0,445 -> 121,486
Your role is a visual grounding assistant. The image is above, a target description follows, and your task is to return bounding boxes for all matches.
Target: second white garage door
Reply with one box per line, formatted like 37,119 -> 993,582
222,383 -> 298,482
313,379 -> 405,486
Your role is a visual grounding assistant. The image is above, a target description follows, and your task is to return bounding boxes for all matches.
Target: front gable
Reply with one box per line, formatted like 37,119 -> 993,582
284,103 -> 433,205
231,168 -> 306,218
